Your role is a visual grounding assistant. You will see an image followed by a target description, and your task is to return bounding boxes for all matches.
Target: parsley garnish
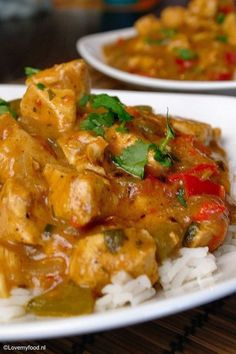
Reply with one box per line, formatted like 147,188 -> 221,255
79,93 -> 133,134
25,67 -> 40,77
161,28 -> 177,38
113,112 -> 175,177
160,112 -> 175,151
113,140 -> 150,179
215,34 -> 228,43
151,111 -> 175,167
92,94 -> 132,123
80,111 -> 114,137
0,98 -> 17,119
216,12 -> 225,24
177,48 -> 197,60
36,83 -> 46,90
177,188 -> 187,207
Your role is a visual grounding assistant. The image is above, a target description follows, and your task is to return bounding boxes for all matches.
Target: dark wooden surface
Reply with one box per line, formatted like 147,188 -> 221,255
0,1 -> 235,353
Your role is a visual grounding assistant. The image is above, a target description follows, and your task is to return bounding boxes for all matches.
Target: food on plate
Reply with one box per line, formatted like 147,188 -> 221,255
0,60 -> 235,320
103,0 -> 236,81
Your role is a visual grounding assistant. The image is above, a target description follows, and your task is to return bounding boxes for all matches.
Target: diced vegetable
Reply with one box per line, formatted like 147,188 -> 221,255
193,199 -> 226,221
104,229 -> 127,253
27,282 -> 94,317
183,175 -> 225,198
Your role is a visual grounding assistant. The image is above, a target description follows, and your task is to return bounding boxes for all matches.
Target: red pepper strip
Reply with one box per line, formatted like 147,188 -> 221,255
168,163 -> 219,183
219,5 -> 235,14
183,175 -> 225,199
208,71 -> 233,81
193,199 -> 226,222
175,58 -> 195,71
225,51 -> 236,65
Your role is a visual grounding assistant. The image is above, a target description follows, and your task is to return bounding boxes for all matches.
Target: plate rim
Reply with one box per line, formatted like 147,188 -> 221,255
0,85 -> 235,341
77,27 -> 236,91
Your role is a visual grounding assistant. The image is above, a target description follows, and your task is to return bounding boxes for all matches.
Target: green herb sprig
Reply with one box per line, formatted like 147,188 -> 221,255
0,98 -> 17,119
25,67 -> 40,77
79,93 -> 133,136
113,111 -> 175,178
177,188 -> 187,207
177,48 -> 197,60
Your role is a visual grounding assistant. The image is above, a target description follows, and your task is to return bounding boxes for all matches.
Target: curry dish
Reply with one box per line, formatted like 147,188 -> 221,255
0,60 -> 234,316
104,0 -> 236,81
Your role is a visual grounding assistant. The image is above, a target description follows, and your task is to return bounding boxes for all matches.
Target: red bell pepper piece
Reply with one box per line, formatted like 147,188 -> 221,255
193,199 -> 226,222
168,163 -> 219,183
208,71 -> 233,81
219,5 -> 235,14
183,175 -> 225,198
175,58 -> 195,70
225,51 -> 236,65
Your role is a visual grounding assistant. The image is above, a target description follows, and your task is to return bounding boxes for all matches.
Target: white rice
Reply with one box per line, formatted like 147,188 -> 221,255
1,170 -> 236,320
95,271 -> 156,312
0,288 -> 39,322
1,233 -> 235,320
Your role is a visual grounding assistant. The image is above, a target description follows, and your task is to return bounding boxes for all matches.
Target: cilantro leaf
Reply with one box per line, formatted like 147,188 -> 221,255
160,111 -> 175,152
161,28 -> 177,38
36,83 -> 46,90
177,48 -> 197,60
80,111 -> 114,137
25,67 -> 40,77
215,34 -> 228,43
216,12 -> 225,24
113,140 -> 150,179
177,188 -> 187,207
116,121 -> 129,133
151,145 -> 173,167
0,98 -> 17,119
92,94 -> 132,123
150,111 -> 175,167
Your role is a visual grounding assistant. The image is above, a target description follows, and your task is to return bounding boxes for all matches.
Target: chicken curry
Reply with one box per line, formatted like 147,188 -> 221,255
104,0 -> 236,81
0,60 -> 233,316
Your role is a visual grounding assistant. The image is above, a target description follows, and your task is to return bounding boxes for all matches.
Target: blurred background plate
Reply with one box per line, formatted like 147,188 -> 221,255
77,28 -> 236,91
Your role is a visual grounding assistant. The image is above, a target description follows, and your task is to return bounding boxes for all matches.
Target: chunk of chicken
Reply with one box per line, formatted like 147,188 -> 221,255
0,178 -> 43,245
26,60 -> 90,99
69,228 -> 158,291
171,117 -> 214,145
0,113 -> 55,186
188,0 -> 218,18
161,6 -> 186,28
57,131 -> 108,175
0,246 -> 22,297
135,15 -> 161,36
44,164 -> 116,227
20,85 -> 76,139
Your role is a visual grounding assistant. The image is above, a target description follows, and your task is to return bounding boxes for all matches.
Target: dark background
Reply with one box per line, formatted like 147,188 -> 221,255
0,0 -> 188,82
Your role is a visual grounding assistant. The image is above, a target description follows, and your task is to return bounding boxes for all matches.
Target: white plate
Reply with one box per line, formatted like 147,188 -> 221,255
0,85 -> 236,341
77,28 -> 236,92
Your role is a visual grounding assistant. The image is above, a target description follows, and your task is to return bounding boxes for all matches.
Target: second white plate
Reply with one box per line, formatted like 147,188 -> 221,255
77,27 -> 236,92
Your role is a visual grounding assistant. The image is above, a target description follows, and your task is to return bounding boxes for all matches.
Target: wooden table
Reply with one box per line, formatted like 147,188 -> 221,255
0,1 -> 235,353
